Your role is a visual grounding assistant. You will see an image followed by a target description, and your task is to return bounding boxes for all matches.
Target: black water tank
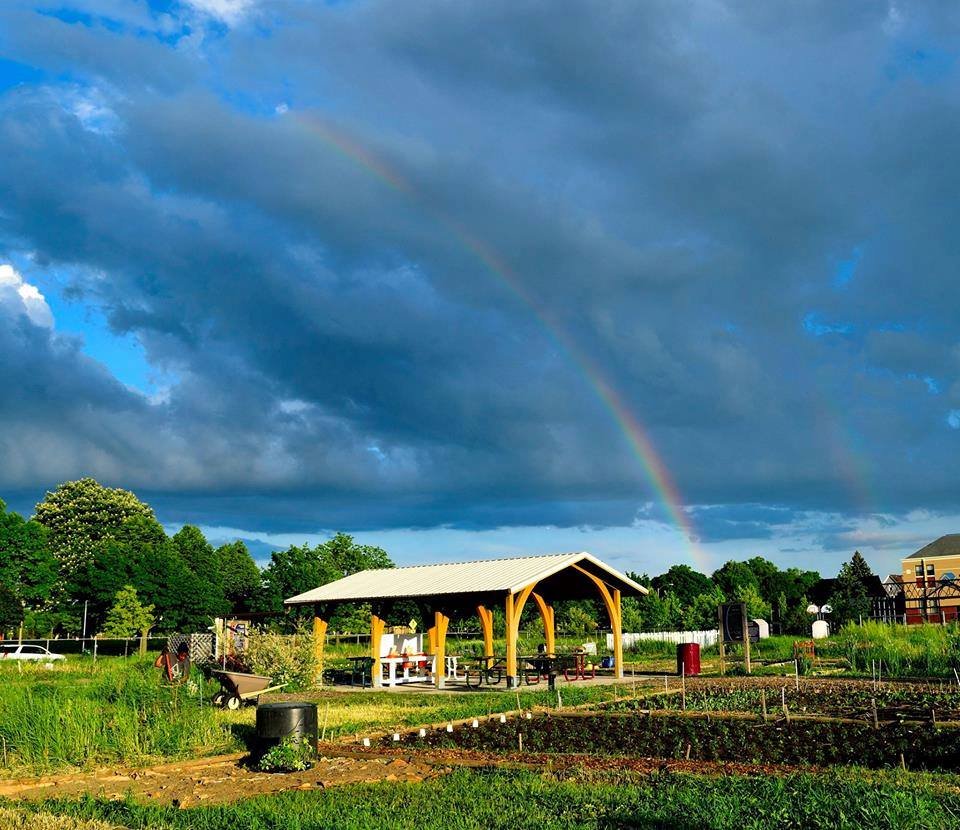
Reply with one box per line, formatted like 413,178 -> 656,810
255,702 -> 318,756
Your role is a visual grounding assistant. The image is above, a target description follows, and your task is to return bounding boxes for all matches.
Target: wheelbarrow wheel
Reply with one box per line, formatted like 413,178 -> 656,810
225,695 -> 242,710
212,692 -> 225,706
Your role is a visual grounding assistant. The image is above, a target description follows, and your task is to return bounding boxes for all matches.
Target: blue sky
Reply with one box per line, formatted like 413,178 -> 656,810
2,1 -> 960,579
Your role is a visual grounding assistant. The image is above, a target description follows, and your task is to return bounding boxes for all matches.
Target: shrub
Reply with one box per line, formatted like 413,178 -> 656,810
244,628 -> 319,690
257,736 -> 315,772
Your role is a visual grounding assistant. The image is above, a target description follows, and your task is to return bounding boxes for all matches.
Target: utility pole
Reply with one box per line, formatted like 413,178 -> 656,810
82,600 -> 88,639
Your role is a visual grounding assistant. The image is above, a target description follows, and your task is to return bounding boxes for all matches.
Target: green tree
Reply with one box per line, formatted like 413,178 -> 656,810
171,525 -> 229,619
682,587 -> 726,630
735,582 -> 772,620
257,534 -> 393,629
34,478 -> 155,575
0,500 -> 57,609
711,561 -> 760,599
100,585 -> 154,638
828,554 -> 873,628
652,565 -> 712,607
216,541 -> 262,611
0,582 -> 23,633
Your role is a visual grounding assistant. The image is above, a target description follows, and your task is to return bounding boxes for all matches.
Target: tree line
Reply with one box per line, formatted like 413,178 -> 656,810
0,477 -> 879,639
0,478 -> 392,637
619,550 -> 878,635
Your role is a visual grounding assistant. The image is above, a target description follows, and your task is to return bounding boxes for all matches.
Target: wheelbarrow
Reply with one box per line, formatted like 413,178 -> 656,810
210,669 -> 287,710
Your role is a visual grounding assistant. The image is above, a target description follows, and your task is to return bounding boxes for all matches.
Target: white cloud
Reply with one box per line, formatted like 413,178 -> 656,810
0,264 -> 53,328
184,0 -> 257,25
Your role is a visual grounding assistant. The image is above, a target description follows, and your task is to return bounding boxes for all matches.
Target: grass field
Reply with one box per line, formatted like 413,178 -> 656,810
13,767 -> 960,830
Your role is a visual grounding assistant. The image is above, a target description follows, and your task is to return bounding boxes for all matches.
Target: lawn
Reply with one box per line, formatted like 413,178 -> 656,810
14,767 -> 960,830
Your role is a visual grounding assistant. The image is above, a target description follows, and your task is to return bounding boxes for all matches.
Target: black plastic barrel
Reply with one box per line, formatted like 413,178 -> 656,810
254,702 -> 318,758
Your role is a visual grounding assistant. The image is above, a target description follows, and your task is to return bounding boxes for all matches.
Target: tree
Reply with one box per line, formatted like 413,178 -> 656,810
735,582 -> 772,620
848,551 -> 874,584
711,561 -> 760,599
0,500 -> 57,609
34,478 -> 155,575
216,541 -> 261,612
829,554 -> 873,628
100,585 -> 154,638
257,534 -> 394,629
682,587 -> 726,630
0,582 -> 23,633
171,525 -> 229,619
652,565 -> 712,607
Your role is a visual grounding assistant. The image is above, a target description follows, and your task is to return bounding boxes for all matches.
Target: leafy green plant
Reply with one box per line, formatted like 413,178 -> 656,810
257,736 -> 315,772
244,627 -> 320,689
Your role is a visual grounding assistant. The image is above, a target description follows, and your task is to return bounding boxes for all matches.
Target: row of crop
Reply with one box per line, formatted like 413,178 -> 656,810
390,711 -> 960,770
616,680 -> 960,721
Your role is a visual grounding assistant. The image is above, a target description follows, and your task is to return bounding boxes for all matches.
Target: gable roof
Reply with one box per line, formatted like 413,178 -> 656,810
905,534 -> 960,560
285,551 -> 647,605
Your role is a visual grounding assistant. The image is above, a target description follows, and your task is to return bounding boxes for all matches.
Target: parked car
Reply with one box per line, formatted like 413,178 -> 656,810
0,644 -> 65,661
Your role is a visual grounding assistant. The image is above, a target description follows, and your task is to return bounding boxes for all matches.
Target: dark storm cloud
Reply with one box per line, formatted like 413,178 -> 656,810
1,0 -> 960,534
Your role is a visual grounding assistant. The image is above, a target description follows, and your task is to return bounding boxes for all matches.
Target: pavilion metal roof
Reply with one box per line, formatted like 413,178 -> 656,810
284,551 -> 647,605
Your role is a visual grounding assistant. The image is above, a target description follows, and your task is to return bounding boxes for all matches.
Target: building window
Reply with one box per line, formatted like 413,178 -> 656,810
927,564 -> 936,575
916,565 -> 924,576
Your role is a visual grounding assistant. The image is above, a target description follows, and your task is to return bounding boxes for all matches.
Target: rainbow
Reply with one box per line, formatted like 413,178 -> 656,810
297,114 -> 707,570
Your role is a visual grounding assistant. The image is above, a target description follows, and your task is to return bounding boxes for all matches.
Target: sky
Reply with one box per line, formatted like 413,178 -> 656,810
1,0 -> 960,578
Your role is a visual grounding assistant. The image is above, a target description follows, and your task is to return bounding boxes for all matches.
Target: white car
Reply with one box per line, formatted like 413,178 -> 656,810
0,644 -> 65,661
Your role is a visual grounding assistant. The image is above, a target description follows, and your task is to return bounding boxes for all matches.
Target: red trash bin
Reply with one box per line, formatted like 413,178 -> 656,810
676,642 -> 700,676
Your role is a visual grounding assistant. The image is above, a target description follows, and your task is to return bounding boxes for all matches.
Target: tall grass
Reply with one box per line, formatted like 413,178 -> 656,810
0,658 -> 238,774
834,621 -> 960,678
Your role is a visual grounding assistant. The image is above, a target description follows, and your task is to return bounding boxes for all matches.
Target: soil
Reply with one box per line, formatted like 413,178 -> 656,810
0,754 -> 437,808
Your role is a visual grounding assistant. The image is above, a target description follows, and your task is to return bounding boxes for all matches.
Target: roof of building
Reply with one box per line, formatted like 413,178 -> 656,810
285,551 -> 647,605
905,535 -> 960,560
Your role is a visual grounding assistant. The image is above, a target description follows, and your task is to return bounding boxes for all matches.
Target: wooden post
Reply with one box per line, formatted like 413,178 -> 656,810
313,612 -> 328,685
612,589 -> 623,679
531,593 -> 555,656
741,605 -> 751,675
570,564 -> 622,680
718,606 -> 726,676
477,605 -> 494,659
433,611 -> 450,688
505,592 -> 517,687
370,615 -> 385,688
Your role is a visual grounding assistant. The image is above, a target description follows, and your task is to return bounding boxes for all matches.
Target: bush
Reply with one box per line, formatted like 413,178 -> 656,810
244,628 -> 319,690
257,736 -> 315,772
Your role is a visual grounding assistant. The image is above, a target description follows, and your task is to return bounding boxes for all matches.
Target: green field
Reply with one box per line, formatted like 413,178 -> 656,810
13,768 -> 960,830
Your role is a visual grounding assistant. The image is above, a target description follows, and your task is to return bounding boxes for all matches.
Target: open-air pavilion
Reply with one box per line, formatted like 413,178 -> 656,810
285,552 -> 647,689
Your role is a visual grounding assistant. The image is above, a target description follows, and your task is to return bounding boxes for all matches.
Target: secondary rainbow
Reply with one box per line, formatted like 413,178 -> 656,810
296,114 -> 706,568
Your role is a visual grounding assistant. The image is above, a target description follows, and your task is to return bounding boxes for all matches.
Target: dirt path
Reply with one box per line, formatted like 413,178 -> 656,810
0,753 -> 437,808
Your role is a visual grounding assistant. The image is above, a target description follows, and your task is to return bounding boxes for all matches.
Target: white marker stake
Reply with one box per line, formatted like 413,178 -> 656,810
362,738 -> 370,747
393,733 -> 400,742
499,714 -> 507,724
418,728 -> 427,738
471,719 -> 479,728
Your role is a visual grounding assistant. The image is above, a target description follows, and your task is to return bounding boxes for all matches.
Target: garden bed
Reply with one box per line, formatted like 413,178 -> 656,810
382,710 -> 960,770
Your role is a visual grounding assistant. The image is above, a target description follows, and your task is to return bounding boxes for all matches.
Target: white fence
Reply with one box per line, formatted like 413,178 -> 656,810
606,629 -> 718,650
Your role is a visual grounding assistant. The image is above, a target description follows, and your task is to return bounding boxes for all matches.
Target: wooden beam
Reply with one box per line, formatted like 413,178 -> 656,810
313,610 -> 328,685
572,563 -> 622,678
612,588 -> 623,679
505,592 -> 517,684
476,605 -> 494,658
531,592 -> 555,655
505,582 -> 539,687
370,614 -> 386,688
433,611 -> 450,688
